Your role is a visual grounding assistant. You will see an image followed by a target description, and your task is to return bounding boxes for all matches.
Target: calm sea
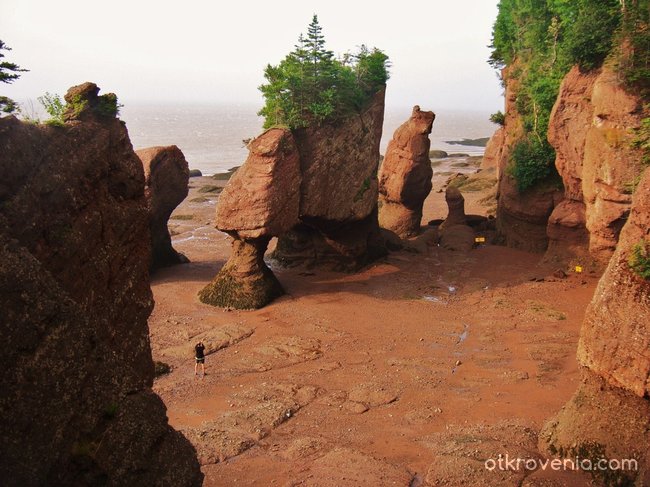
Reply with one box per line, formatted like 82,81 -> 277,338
120,103 -> 496,176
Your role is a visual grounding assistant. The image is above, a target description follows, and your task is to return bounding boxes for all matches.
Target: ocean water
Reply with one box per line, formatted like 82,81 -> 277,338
120,103 -> 496,176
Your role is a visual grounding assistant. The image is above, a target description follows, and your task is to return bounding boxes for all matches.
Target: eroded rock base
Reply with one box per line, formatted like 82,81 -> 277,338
199,238 -> 283,309
272,212 -> 386,272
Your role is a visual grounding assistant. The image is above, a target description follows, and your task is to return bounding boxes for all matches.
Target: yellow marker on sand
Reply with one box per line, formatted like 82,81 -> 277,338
575,265 -> 583,273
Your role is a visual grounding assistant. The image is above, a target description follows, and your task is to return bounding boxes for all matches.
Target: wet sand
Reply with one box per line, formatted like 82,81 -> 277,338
150,161 -> 595,486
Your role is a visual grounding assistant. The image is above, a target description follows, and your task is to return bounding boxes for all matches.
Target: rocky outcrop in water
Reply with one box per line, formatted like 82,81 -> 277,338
378,106 -> 435,238
540,168 -> 650,485
199,128 -> 301,309
0,83 -> 202,485
136,145 -> 190,270
273,89 -> 387,271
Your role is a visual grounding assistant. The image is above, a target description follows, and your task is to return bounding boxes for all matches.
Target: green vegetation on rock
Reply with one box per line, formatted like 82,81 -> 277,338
38,92 -> 66,126
629,239 -> 650,280
490,111 -> 505,126
490,0 -> 649,192
258,15 -> 390,129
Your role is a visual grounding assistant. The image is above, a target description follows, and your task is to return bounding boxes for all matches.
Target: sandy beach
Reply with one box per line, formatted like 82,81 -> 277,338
149,159 -> 595,486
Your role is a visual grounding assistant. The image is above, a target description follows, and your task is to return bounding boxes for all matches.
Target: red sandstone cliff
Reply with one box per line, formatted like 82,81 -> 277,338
540,168 -> 649,485
486,66 -> 563,253
0,83 -> 202,485
546,66 -> 644,265
487,64 -> 644,261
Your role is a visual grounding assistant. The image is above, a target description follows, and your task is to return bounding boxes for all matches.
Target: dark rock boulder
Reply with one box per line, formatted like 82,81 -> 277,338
0,84 -> 202,485
136,145 -> 190,270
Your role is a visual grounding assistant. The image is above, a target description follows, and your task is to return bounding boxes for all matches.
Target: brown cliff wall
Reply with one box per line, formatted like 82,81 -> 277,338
546,66 -> 643,265
0,84 -> 201,485
491,66 -> 563,253
540,168 -> 650,485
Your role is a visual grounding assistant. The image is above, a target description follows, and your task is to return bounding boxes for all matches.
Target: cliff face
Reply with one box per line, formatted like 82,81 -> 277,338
578,168 -> 650,397
546,66 -> 643,264
273,89 -> 386,271
0,84 -> 201,485
540,168 -> 650,484
490,66 -> 563,253
489,63 -> 643,259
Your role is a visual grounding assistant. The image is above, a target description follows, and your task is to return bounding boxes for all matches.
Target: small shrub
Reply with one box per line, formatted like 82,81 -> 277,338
628,239 -> 650,280
490,111 -> 505,126
632,114 -> 650,166
38,92 -> 65,126
96,93 -> 122,117
509,137 -> 556,191
103,403 -> 119,419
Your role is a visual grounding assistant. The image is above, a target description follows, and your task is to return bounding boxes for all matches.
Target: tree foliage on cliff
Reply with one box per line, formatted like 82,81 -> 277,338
490,0 -> 649,191
0,40 -> 28,114
258,15 -> 390,129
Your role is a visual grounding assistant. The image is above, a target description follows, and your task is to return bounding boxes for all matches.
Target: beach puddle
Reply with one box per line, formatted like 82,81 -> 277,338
172,235 -> 210,244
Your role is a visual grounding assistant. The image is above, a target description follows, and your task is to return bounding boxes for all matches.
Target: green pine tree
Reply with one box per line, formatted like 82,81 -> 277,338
258,16 -> 389,129
0,40 -> 28,114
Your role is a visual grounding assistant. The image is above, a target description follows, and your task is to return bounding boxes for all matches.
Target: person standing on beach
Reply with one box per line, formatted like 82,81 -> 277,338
194,341 -> 206,377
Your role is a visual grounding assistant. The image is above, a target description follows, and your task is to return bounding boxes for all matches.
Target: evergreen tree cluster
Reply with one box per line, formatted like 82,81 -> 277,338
0,40 -> 28,114
489,0 -> 649,192
259,15 -> 390,129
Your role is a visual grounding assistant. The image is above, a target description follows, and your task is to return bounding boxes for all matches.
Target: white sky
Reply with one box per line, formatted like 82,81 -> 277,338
1,0 -> 503,112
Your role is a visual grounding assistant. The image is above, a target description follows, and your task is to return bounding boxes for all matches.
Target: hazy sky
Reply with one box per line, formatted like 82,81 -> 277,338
1,0 -> 503,112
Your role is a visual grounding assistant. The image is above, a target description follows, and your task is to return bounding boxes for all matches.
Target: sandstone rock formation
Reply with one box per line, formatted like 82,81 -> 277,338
483,65 -> 562,253
440,186 -> 467,229
546,66 -> 643,265
136,145 -> 190,270
378,106 -> 435,238
480,127 -> 504,172
540,168 -> 650,485
273,90 -> 387,271
0,83 -> 201,485
199,128 -> 301,309
438,187 -> 474,252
